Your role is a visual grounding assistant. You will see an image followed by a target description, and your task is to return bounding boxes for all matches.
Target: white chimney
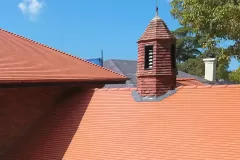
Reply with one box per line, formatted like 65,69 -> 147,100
203,58 -> 217,82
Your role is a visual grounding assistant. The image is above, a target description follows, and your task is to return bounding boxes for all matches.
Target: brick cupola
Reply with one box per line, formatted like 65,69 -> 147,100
137,7 -> 177,97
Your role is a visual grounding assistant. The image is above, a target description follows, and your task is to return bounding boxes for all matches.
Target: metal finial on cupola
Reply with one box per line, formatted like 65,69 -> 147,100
152,0 -> 160,20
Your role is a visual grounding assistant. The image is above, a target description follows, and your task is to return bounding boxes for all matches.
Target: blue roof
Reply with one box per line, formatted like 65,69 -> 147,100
86,58 -> 103,67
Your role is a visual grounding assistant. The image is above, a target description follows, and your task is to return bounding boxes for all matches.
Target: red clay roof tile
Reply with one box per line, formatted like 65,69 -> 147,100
6,85 -> 240,160
176,78 -> 205,86
0,28 -> 128,84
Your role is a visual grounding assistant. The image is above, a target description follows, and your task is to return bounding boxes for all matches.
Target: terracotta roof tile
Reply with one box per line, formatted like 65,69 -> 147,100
7,85 -> 240,159
176,78 -> 205,86
0,28 -> 128,84
138,16 -> 175,42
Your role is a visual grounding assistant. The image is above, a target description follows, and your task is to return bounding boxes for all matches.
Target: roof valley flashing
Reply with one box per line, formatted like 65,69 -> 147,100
133,7 -> 177,101
132,89 -> 177,102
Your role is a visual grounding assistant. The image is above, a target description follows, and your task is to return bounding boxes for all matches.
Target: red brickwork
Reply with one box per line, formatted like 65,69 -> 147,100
137,16 -> 176,96
137,75 -> 176,96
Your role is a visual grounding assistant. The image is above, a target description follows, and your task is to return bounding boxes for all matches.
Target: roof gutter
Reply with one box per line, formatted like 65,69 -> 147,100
0,78 -> 129,88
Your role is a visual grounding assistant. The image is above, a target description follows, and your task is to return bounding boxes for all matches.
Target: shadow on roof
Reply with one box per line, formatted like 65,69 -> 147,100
3,89 -> 94,160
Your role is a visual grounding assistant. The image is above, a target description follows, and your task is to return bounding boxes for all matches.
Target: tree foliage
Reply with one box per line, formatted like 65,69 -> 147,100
172,26 -> 201,62
173,25 -> 230,80
170,0 -> 240,60
177,57 -> 205,77
177,50 -> 230,81
229,67 -> 240,83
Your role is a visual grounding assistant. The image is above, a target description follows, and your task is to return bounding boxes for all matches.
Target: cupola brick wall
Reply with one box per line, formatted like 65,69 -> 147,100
137,15 -> 177,96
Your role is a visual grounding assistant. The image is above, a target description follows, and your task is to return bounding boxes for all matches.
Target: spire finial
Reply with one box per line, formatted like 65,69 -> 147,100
156,0 -> 159,16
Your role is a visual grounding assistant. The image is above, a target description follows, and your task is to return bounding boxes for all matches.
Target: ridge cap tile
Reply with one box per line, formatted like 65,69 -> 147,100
179,84 -> 240,89
195,85 -> 212,88
95,87 -> 137,91
181,85 -> 198,89
96,85 -> 240,92
176,86 -> 183,89
117,87 -> 132,91
177,78 -> 196,81
99,88 -> 109,91
212,84 -> 228,88
107,88 -> 120,91
226,84 -> 240,88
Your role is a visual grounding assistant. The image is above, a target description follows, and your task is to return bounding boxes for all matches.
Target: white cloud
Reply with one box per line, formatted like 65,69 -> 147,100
18,0 -> 45,20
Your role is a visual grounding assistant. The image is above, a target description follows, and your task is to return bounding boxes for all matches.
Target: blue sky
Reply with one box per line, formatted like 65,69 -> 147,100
1,0 -> 239,70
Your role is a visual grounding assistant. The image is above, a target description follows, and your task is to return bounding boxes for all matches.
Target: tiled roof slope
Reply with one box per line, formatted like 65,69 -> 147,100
0,29 -> 127,84
6,85 -> 240,159
138,16 -> 175,42
103,59 -> 208,88
176,78 -> 205,86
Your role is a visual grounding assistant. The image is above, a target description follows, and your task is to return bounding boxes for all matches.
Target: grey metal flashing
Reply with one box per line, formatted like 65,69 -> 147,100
131,89 -> 177,102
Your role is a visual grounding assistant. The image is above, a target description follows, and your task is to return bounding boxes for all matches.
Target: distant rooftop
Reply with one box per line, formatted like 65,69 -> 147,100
103,59 -> 235,88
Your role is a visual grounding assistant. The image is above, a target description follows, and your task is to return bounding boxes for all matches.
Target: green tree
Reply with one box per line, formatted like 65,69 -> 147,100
177,50 -> 230,80
177,57 -> 205,77
170,0 -> 240,60
172,26 -> 201,62
229,67 -> 240,83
